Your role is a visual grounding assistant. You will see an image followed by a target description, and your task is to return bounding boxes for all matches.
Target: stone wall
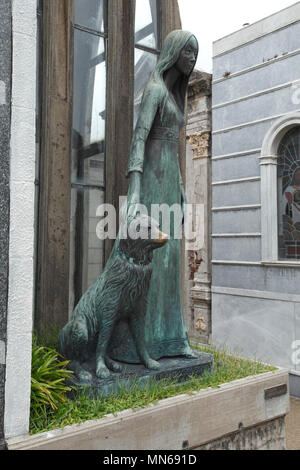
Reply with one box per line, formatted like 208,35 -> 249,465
211,3 -> 300,373
185,71 -> 212,344
197,417 -> 286,450
0,0 -> 12,451
4,0 -> 38,440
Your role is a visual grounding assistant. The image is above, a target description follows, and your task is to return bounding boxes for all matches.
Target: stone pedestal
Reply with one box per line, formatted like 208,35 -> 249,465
70,351 -> 214,397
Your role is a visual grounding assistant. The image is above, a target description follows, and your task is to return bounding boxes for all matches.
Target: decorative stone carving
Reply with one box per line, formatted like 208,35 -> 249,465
188,70 -> 212,99
195,315 -> 207,333
187,131 -> 211,159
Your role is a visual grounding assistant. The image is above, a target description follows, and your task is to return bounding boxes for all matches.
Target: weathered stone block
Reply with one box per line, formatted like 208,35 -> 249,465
197,417 -> 286,450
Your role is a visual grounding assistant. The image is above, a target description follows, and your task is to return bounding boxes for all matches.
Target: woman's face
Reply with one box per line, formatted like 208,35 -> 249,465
175,36 -> 198,76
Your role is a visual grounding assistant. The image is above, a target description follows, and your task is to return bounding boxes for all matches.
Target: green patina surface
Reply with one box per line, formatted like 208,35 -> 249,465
111,30 -> 199,362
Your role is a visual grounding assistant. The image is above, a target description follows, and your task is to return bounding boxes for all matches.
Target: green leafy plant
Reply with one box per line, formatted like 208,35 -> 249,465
30,337 -> 73,419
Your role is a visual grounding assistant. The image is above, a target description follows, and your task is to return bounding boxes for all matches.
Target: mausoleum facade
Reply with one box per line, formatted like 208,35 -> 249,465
211,2 -> 300,397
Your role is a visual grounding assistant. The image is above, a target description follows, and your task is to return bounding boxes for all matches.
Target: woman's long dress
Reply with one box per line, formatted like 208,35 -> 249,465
109,84 -> 192,362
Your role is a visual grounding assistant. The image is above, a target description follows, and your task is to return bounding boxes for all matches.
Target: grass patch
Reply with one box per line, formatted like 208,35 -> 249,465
29,344 -> 276,436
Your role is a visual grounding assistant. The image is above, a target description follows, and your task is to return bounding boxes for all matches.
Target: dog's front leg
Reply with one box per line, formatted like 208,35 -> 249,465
96,317 -> 115,379
130,297 -> 160,371
95,297 -> 120,379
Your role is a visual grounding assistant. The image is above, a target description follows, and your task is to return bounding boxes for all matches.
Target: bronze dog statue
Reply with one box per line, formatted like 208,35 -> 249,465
59,215 -> 168,381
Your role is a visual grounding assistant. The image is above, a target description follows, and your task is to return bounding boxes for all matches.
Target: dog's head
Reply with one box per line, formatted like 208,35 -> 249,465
119,214 -> 168,264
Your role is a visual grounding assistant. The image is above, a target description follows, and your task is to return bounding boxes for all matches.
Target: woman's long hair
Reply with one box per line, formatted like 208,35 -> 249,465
146,30 -> 198,125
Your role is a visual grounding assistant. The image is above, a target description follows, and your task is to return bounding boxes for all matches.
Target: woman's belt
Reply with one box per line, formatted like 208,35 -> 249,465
149,126 -> 179,143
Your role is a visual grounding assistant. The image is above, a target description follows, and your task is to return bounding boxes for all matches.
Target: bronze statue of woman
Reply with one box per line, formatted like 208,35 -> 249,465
109,30 -> 199,363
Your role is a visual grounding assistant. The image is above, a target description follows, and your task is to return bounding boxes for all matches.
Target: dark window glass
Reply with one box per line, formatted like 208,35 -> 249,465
70,1 -> 107,310
69,188 -> 105,310
278,126 -> 300,260
135,0 -> 158,49
74,0 -> 105,33
72,30 -> 106,185
134,0 -> 159,125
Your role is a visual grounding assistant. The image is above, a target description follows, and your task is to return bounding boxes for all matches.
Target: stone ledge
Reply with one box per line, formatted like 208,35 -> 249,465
6,368 -> 289,450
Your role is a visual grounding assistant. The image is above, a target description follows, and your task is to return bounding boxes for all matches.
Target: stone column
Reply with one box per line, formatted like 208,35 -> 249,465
259,154 -> 278,262
4,0 -> 38,440
184,71 -> 212,344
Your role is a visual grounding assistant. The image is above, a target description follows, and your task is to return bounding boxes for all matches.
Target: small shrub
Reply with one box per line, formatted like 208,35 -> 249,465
30,337 -> 73,420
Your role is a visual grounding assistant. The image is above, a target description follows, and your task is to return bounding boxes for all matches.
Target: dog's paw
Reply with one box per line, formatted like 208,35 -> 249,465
112,362 -> 123,373
96,365 -> 111,379
105,357 -> 123,373
145,359 -> 160,371
182,347 -> 198,359
77,369 -> 93,383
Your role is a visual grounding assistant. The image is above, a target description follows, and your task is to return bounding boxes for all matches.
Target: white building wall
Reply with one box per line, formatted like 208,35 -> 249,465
211,2 -> 300,380
4,0 -> 38,438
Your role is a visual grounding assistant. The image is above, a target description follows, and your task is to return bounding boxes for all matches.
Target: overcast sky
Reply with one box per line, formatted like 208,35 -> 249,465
178,0 -> 298,72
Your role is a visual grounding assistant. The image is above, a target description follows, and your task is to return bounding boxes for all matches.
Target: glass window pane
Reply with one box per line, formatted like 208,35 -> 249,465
72,29 -> 106,185
135,0 -> 157,49
134,49 -> 157,126
74,0 -> 105,33
278,127 -> 300,260
69,188 -> 105,312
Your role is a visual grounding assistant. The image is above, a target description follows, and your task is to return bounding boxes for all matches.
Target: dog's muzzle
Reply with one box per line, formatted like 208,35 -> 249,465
153,230 -> 168,244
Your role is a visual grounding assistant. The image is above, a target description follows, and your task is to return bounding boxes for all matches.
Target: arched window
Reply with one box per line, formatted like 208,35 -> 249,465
260,112 -> 300,263
277,127 -> 300,260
